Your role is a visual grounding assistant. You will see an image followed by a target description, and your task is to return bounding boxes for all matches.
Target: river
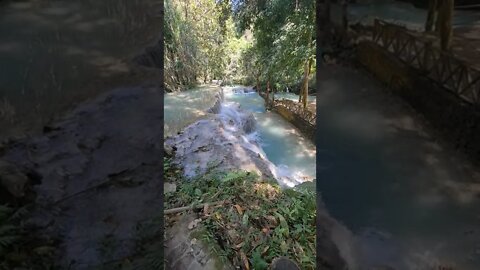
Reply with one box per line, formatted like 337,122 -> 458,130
164,85 -> 316,188
316,65 -> 480,270
0,0 -> 161,140
331,0 -> 480,31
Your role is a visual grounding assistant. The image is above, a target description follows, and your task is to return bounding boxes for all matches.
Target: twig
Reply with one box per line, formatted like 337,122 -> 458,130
164,200 -> 230,215
52,180 -> 113,206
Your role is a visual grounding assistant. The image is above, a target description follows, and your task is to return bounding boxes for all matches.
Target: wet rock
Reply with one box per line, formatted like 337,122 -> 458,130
164,143 -> 174,156
165,115 -> 276,180
243,114 -> 256,134
1,86 -> 165,269
164,182 -> 176,194
165,214 -> 234,270
207,90 -> 224,114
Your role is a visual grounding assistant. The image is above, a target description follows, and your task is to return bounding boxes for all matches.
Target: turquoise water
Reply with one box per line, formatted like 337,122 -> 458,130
316,65 -> 480,270
225,88 -> 316,181
164,85 -> 316,185
331,0 -> 480,30
0,0 -> 161,139
164,85 -> 220,137
273,92 -> 317,104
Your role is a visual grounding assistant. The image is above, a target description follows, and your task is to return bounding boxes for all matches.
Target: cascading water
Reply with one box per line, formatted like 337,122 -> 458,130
165,85 -> 316,189
221,86 -> 316,188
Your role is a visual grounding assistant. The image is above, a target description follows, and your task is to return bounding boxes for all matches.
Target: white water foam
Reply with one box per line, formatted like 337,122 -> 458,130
220,86 -> 314,188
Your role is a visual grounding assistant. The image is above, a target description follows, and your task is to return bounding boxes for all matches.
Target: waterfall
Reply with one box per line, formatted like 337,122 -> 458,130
219,86 -> 315,188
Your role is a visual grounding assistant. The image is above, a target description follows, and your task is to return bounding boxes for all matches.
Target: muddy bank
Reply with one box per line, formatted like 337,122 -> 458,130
1,85 -> 164,269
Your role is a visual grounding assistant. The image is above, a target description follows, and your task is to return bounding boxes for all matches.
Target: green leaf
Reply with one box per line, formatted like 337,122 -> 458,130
280,240 -> 288,254
251,249 -> 268,270
242,213 -> 249,226
274,212 -> 289,237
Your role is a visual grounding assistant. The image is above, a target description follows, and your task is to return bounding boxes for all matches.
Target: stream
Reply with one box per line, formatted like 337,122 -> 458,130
0,0 -> 161,139
331,0 -> 480,31
164,85 -> 316,188
316,65 -> 480,270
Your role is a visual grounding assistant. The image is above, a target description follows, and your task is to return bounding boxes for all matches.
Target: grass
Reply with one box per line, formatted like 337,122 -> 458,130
164,155 -> 316,270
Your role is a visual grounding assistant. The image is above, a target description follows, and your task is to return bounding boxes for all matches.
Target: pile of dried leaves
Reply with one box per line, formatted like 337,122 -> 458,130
164,156 -> 316,270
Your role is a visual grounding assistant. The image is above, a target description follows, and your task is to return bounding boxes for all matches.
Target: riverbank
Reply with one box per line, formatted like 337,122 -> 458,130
163,87 -> 349,269
0,85 -> 165,269
0,0 -> 162,141
164,156 -> 317,269
316,61 -> 480,269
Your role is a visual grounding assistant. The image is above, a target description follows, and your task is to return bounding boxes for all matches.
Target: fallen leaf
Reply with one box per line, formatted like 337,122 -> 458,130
203,203 -> 209,214
234,204 -> 244,215
240,250 -> 250,270
265,215 -> 277,226
261,246 -> 270,256
234,241 -> 245,250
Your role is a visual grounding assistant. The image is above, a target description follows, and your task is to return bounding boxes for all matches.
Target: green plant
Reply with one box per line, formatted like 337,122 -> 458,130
0,205 -> 19,256
0,204 -> 57,270
164,160 -> 316,270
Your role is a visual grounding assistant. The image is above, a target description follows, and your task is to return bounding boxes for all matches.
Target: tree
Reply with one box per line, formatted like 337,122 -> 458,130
164,0 -> 240,91
424,0 -> 454,51
425,0 -> 438,32
438,0 -> 454,51
234,0 -> 315,109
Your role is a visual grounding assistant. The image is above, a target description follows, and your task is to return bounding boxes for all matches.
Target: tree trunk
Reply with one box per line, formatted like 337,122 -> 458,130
341,0 -> 348,35
438,0 -> 454,51
318,0 -> 332,48
425,0 -> 438,32
256,75 -> 260,92
266,79 -> 270,107
184,0 -> 188,19
325,0 -> 331,24
298,83 -> 302,103
301,58 -> 312,109
434,0 -> 442,34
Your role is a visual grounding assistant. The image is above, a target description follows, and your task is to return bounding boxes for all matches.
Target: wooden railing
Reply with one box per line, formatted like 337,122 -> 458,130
258,91 -> 316,127
273,99 -> 316,127
371,19 -> 480,105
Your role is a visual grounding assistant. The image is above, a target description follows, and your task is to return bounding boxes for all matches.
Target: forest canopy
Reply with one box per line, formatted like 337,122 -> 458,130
164,0 -> 316,100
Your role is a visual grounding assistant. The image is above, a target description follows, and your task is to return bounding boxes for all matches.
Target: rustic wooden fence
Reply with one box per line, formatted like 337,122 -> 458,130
371,19 -> 480,105
258,91 -> 316,127
273,99 -> 316,127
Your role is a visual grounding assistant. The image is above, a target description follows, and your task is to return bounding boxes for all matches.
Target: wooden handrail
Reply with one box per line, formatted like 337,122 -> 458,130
371,19 -> 480,105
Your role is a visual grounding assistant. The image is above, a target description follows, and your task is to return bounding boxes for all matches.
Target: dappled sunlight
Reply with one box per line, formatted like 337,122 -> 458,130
317,64 -> 480,269
223,88 -> 316,186
164,85 -> 219,137
253,182 -> 281,200
0,0 -> 162,139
